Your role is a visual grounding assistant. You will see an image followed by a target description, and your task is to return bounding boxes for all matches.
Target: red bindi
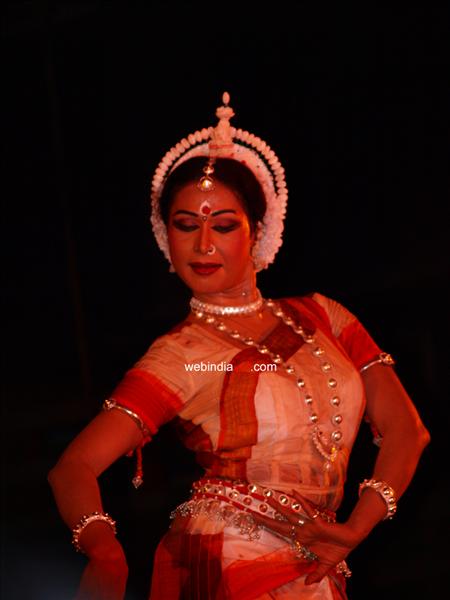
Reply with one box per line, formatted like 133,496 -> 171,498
201,205 -> 211,215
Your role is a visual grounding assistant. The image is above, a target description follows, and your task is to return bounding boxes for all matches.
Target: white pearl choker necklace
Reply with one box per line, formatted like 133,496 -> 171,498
190,290 -> 264,316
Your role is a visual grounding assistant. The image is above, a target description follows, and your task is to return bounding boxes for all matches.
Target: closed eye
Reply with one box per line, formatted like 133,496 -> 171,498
172,220 -> 199,232
213,222 -> 241,233
172,220 -> 241,233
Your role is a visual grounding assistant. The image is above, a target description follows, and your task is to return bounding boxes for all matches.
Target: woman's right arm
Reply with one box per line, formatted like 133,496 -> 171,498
48,408 -> 145,599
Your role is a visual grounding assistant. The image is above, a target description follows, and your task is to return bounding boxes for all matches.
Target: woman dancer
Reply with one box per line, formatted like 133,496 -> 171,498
49,93 -> 430,599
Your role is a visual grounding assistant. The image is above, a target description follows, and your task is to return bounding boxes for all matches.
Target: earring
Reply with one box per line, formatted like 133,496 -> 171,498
251,221 -> 264,270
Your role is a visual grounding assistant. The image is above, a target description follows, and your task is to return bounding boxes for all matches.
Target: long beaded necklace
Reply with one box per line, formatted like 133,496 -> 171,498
191,294 -> 343,470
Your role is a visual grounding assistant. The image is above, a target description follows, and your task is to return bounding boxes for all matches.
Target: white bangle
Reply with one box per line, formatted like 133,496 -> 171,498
72,511 -> 117,553
358,479 -> 397,520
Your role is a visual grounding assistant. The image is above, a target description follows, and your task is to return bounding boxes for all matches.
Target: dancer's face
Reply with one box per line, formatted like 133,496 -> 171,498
167,181 -> 255,297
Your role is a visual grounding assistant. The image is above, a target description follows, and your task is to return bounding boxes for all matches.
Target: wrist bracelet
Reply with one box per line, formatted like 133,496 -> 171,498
72,511 -> 117,553
358,479 -> 397,520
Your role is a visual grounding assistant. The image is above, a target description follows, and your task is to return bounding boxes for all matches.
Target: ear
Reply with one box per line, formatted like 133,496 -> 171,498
249,219 -> 263,244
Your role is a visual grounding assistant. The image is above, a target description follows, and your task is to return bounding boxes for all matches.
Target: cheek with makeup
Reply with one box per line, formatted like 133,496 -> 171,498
166,182 -> 256,295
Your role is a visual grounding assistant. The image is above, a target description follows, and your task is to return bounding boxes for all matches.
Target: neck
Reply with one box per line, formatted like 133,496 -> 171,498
193,275 -> 259,308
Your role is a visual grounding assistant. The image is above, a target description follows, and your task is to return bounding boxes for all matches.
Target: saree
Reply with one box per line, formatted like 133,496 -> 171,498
111,293 -> 382,599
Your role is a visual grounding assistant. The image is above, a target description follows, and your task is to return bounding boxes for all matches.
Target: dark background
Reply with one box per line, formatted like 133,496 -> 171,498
2,2 -> 449,599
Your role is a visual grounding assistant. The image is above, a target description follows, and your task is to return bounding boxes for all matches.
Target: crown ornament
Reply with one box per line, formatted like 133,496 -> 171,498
150,92 -> 288,271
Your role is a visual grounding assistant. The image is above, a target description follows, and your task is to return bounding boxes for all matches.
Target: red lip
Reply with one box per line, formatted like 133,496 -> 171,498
189,262 -> 222,276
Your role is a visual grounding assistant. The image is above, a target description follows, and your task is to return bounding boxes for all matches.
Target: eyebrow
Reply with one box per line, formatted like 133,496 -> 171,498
172,209 -> 238,217
212,209 -> 237,216
173,210 -> 198,217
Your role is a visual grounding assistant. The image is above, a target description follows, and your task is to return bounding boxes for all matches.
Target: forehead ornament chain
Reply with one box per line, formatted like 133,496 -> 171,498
198,161 -> 215,193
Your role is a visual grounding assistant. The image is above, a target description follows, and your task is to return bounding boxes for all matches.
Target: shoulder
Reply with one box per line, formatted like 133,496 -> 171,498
278,292 -> 357,338
136,318 -> 196,365
127,320 -> 199,403
277,293 -> 383,370
135,314 -> 229,372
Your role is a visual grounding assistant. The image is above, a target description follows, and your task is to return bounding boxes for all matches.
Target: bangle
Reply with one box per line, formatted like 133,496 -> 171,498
360,352 -> 395,373
72,511 -> 117,553
103,398 -> 150,438
358,479 -> 397,520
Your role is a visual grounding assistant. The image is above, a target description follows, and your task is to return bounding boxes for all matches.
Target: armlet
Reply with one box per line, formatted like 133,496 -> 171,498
360,352 -> 395,373
103,398 -> 151,438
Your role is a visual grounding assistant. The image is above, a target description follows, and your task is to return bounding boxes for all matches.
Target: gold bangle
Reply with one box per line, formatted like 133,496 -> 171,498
360,352 -> 395,373
359,478 -> 397,520
103,398 -> 150,437
72,511 -> 117,553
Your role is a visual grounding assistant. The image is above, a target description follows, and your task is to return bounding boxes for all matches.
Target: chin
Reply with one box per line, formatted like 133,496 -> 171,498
174,261 -> 252,296
175,271 -> 221,294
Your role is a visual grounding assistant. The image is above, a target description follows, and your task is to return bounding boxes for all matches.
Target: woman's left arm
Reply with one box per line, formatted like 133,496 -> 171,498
298,364 -> 430,584
254,363 -> 430,585
345,363 -> 430,537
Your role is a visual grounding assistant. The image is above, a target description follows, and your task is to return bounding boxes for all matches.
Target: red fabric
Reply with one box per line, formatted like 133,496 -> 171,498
174,417 -> 214,453
111,368 -> 183,435
213,348 -> 262,480
150,532 -> 347,600
269,299 -> 313,356
290,296 -> 334,338
222,547 -> 347,600
337,319 -> 382,371
223,549 -> 315,600
150,522 -> 225,600
287,296 -> 382,371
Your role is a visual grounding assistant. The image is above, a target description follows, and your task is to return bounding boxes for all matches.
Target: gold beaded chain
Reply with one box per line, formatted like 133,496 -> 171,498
192,298 -> 344,469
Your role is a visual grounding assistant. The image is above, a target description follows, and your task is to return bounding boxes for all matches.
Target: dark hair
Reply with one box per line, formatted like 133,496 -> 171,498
159,157 -> 267,232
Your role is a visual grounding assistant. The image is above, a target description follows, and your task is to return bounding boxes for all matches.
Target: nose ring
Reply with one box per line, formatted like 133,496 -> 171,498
207,244 -> 216,255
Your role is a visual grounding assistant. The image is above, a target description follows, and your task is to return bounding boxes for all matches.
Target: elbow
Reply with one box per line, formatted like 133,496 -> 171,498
48,454 -> 97,489
47,461 -> 62,488
383,419 -> 430,454
47,456 -> 75,488
408,421 -> 431,455
418,424 -> 431,450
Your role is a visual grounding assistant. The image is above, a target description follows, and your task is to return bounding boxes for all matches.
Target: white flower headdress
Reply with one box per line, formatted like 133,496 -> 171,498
150,92 -> 288,271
